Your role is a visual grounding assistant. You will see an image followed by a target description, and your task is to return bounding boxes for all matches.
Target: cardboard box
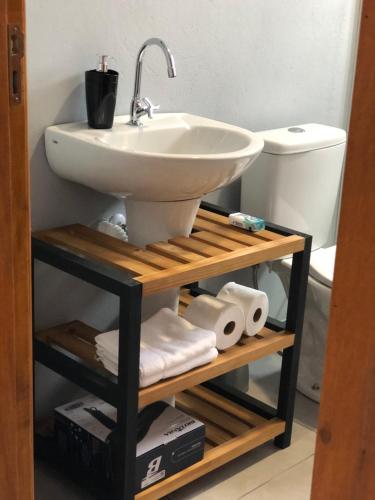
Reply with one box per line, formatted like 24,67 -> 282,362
54,394 -> 205,493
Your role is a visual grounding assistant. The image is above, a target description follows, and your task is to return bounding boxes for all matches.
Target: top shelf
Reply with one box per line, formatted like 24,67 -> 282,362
33,208 -> 305,295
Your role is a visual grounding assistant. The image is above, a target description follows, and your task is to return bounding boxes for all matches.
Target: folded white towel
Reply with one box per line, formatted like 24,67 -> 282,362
141,308 -> 216,365
96,346 -> 165,387
96,331 -> 165,384
95,308 -> 218,387
98,353 -> 163,387
163,347 -> 218,380
98,347 -> 218,388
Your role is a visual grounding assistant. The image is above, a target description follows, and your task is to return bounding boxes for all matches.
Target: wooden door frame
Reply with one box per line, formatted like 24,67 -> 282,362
311,1 -> 375,499
0,1 -> 33,499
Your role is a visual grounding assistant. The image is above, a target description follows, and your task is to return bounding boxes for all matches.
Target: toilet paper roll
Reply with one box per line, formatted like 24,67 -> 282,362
217,282 -> 269,336
184,294 -> 245,350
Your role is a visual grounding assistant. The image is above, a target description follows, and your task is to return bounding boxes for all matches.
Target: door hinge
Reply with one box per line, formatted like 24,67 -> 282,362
8,24 -> 24,105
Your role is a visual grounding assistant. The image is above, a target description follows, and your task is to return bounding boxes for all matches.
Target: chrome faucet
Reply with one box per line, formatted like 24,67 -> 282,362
128,38 -> 176,126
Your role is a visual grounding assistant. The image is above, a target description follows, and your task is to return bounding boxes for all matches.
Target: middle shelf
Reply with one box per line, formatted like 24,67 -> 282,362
35,307 -> 294,408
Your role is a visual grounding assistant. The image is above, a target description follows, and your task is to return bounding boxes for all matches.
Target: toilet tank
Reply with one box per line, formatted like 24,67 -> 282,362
241,123 -> 346,250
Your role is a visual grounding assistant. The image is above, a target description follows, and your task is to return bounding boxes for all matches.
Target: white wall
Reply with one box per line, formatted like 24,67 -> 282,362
28,0 -> 360,222
27,0 -> 361,415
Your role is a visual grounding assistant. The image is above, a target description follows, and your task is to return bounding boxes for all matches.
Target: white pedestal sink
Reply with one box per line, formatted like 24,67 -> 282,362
45,113 -> 264,317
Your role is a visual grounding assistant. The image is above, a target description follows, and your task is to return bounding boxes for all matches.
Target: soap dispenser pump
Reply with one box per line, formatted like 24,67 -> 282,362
85,55 -> 119,129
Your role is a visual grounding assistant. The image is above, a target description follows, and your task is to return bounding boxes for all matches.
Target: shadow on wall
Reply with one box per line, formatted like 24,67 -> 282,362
33,264 -> 121,332
204,178 -> 241,211
33,265 -> 122,419
54,79 -> 85,123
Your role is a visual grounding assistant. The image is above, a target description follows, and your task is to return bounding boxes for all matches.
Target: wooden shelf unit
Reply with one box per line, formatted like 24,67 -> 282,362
32,202 -> 311,500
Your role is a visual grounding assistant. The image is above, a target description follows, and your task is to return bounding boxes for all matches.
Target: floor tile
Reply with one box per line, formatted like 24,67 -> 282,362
36,460 -> 93,500
241,456 -> 314,500
168,422 -> 315,499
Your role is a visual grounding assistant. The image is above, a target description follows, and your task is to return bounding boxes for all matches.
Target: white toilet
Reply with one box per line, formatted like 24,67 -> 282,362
241,123 -> 346,402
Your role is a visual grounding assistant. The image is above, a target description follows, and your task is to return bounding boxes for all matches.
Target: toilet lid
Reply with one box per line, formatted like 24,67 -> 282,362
309,246 -> 336,287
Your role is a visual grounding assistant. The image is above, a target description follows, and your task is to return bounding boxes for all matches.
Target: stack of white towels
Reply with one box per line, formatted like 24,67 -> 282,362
95,308 -> 218,388
95,282 -> 269,388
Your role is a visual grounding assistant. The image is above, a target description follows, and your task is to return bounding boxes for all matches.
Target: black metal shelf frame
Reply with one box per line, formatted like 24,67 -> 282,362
32,201 -> 312,499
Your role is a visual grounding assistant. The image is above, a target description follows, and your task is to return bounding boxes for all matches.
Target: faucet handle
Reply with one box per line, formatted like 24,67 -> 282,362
143,97 -> 160,119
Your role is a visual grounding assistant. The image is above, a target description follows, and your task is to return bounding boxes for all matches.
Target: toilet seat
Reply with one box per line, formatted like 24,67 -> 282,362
281,245 -> 336,288
309,246 -> 336,287
279,245 -> 336,402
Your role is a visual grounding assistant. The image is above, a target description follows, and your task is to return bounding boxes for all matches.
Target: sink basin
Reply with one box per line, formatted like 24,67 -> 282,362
46,113 -> 264,203
45,112 -> 263,317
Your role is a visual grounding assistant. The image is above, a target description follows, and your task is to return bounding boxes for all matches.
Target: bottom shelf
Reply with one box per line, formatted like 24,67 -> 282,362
35,385 -> 285,499
136,385 -> 285,499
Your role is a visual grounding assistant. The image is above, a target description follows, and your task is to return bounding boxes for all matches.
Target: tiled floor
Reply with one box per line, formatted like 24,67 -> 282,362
36,354 -> 319,499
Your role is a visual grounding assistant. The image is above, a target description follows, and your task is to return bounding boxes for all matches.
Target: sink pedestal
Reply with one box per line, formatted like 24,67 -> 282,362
125,198 -> 201,319
125,198 -> 201,248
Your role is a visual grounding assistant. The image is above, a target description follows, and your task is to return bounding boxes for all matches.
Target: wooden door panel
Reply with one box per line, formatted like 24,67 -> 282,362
311,2 -> 375,499
0,1 -> 33,499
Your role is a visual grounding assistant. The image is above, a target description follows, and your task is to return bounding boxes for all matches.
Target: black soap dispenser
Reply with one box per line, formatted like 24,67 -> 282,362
85,55 -> 118,129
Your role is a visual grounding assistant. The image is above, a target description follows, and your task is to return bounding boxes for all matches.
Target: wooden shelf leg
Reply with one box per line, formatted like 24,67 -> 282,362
274,237 -> 312,449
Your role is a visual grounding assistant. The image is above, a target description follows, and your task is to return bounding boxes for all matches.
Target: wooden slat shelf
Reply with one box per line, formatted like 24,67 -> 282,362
140,328 -> 294,407
135,386 -> 285,499
34,316 -> 294,409
33,208 -> 305,296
